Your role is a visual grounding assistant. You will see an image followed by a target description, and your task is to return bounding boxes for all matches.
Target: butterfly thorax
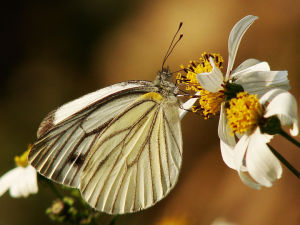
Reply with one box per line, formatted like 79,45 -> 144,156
153,68 -> 178,98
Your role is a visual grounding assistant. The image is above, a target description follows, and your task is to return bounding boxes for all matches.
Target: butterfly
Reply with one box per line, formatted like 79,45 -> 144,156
28,23 -> 190,214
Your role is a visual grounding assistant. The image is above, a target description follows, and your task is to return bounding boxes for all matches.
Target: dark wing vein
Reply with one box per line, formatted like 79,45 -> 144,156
162,117 -> 171,187
41,124 -> 81,176
163,111 -> 182,157
156,113 -> 165,195
67,132 -> 100,186
114,104 -> 160,212
31,130 -> 67,169
80,98 -> 165,214
29,84 -> 157,188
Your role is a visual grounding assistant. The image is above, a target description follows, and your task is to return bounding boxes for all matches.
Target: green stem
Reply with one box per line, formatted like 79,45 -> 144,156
91,218 -> 98,225
38,175 -> 63,199
268,144 -> 300,179
48,182 -> 64,199
108,215 -> 119,225
279,129 -> 300,148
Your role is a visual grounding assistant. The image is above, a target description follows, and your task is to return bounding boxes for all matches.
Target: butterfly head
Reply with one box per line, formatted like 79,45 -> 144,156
159,67 -> 172,81
153,68 -> 178,97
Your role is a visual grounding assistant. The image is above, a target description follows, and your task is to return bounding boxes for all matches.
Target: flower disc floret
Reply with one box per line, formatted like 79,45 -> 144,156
193,89 -> 225,119
177,52 -> 224,118
176,52 -> 224,92
226,92 -> 262,134
14,146 -> 31,168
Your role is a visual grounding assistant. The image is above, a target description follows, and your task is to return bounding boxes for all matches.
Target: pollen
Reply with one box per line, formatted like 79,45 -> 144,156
176,52 -> 224,92
226,92 -> 262,135
14,144 -> 31,167
192,89 -> 225,119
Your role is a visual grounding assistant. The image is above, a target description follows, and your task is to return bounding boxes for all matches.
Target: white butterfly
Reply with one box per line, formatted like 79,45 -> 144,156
28,24 -> 197,214
28,67 -> 192,214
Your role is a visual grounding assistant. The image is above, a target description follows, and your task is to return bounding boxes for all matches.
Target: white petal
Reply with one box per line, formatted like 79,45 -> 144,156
22,166 -> 38,196
220,140 -> 236,170
218,104 -> 238,169
225,15 -> 258,80
196,58 -> 224,93
26,166 -> 38,194
179,92 -> 199,120
13,171 -> 28,197
238,171 -> 261,190
231,59 -> 270,77
263,89 -> 299,136
233,133 -> 250,171
235,70 -> 290,97
259,88 -> 281,105
246,128 -> 282,187
0,168 -> 20,197
218,104 -> 236,145
7,166 -> 38,198
9,169 -> 24,197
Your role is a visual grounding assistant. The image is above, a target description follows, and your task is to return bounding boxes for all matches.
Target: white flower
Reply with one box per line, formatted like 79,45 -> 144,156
0,147 -> 38,198
196,15 -> 289,96
0,165 -> 38,197
195,15 -> 290,169
229,89 -> 298,189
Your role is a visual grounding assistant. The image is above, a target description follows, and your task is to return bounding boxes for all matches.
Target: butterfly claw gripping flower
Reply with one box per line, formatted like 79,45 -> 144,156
0,145 -> 38,198
226,89 -> 299,189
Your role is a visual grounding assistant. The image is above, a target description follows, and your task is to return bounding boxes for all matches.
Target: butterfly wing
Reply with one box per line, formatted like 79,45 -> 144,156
28,81 -> 158,188
80,93 -> 182,214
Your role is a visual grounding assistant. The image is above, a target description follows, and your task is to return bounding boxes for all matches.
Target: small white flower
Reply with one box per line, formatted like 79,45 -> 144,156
0,165 -> 38,197
227,89 -> 298,189
195,15 -> 290,169
0,146 -> 38,198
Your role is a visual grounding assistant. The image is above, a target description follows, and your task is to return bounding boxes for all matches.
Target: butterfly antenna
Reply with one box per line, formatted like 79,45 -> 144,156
170,68 -> 184,75
161,22 -> 183,70
164,34 -> 183,63
163,22 -> 183,64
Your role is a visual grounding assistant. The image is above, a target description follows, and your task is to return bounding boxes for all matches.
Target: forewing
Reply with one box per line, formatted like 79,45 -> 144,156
29,81 -> 157,188
80,95 -> 182,214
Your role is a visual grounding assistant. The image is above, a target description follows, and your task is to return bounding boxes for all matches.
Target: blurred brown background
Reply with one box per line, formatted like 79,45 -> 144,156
0,0 -> 299,225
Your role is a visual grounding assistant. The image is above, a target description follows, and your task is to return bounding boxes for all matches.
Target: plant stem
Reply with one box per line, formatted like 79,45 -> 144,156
91,218 -> 98,225
108,215 -> 119,225
38,175 -> 64,199
268,144 -> 300,179
279,129 -> 300,148
48,182 -> 64,199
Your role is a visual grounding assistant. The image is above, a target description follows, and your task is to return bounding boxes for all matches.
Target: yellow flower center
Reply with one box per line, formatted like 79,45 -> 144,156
176,52 -> 224,118
14,144 -> 31,167
226,92 -> 262,135
176,52 -> 224,92
192,89 -> 225,119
